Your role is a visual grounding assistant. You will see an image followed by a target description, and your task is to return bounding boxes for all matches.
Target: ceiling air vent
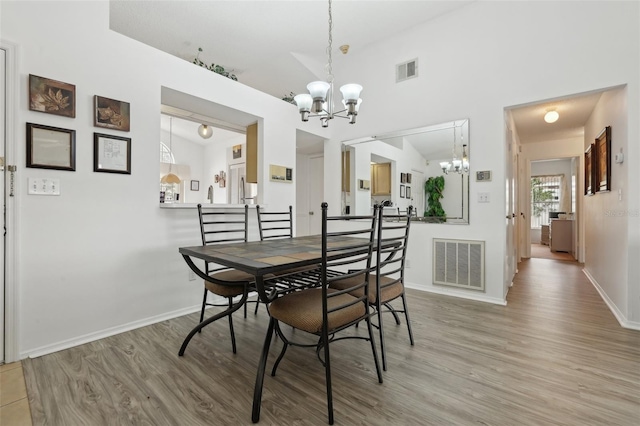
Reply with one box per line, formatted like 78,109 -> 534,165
396,58 -> 418,83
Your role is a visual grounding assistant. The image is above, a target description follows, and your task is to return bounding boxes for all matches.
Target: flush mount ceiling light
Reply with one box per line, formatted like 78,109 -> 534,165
294,0 -> 362,128
198,124 -> 213,139
544,110 -> 559,123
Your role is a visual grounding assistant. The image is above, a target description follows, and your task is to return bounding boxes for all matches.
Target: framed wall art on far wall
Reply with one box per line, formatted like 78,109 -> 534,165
94,133 -> 131,174
400,184 -> 405,198
26,122 -> 76,171
94,95 -> 131,132
29,74 -> 76,118
595,126 -> 611,193
190,180 -> 200,191
584,143 -> 595,196
406,186 -> 412,199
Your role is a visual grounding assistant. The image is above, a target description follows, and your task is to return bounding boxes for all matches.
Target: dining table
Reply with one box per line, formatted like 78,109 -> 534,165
178,234 -> 377,423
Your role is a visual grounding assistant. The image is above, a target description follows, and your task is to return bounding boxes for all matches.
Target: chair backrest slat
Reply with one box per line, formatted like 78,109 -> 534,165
375,205 -> 412,301
256,205 -> 294,241
197,204 -> 249,275
321,203 -> 378,324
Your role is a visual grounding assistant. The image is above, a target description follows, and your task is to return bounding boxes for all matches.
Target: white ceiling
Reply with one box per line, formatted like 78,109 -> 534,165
111,1 -> 611,151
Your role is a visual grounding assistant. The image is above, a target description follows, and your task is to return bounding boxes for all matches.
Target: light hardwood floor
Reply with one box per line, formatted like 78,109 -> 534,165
20,258 -> 640,425
0,361 -> 32,425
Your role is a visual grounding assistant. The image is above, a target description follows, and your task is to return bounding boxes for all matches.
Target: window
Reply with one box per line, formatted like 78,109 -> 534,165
531,175 -> 561,228
160,142 -> 175,164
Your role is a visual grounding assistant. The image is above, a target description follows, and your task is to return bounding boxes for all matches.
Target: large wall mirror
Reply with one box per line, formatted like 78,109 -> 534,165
342,119 -> 469,224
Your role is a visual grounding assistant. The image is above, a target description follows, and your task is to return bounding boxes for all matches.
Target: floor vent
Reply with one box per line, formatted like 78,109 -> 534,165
433,238 -> 485,291
396,58 -> 418,83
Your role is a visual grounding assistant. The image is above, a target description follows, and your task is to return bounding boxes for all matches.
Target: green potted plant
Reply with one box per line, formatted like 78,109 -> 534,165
424,176 -> 446,222
193,47 -> 238,81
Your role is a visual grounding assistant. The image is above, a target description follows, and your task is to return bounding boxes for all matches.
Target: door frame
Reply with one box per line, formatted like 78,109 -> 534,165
2,39 -> 18,363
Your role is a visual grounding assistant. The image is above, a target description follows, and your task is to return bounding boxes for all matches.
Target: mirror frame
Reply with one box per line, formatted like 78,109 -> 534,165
341,119 -> 470,224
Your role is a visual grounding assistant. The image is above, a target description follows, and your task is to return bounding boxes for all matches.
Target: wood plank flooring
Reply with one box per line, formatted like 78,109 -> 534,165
22,258 -> 640,425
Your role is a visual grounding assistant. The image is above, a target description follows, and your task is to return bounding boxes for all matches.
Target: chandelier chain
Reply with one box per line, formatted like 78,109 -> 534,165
326,0 -> 333,83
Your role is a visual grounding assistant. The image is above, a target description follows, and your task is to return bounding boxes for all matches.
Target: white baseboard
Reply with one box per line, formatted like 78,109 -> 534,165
22,304 -> 202,359
406,282 -> 507,306
582,268 -> 640,331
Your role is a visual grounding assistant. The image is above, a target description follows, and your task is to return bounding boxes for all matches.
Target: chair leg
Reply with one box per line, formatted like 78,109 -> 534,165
227,297 -> 237,354
254,299 -> 260,315
252,317 -> 276,423
377,303 -> 387,371
384,301 -> 401,325
270,321 -> 289,376
401,292 -> 414,346
322,330 -> 334,425
366,315 -> 383,384
198,288 -> 208,333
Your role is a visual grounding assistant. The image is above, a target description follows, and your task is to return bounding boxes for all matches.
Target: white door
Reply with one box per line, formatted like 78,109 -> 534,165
411,170 -> 424,216
504,126 -> 517,295
228,163 -> 245,204
309,155 -> 324,235
295,154 -> 310,236
1,48 -> 6,362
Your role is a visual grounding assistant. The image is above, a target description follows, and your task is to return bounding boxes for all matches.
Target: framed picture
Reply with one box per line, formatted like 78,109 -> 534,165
26,123 -> 76,171
190,180 -> 200,191
407,173 -> 412,184
584,143 -> 595,196
595,126 -> 611,192
401,173 -> 407,183
406,186 -> 412,199
400,184 -> 406,198
233,144 -> 242,159
29,74 -> 76,118
93,133 -> 131,174
94,95 -> 130,131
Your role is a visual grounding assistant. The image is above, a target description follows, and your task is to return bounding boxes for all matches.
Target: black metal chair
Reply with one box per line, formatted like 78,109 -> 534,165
254,203 -> 383,425
331,205 -> 414,370
188,204 -> 253,355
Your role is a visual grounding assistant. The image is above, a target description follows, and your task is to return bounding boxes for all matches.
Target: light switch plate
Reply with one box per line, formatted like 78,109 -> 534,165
28,178 -> 61,195
478,192 -> 490,203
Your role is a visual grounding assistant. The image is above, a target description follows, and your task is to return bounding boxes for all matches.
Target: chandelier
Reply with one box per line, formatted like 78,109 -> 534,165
440,123 -> 469,174
294,0 -> 362,128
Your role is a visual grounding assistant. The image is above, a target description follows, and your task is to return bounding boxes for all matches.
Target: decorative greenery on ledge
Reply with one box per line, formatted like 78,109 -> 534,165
282,92 -> 296,104
193,47 -> 238,81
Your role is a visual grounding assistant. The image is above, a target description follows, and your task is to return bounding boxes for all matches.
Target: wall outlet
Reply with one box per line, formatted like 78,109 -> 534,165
478,192 -> 490,203
188,271 -> 197,281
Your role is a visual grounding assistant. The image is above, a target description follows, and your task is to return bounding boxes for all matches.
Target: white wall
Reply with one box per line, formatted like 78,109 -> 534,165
322,0 -> 639,306
3,0 -> 639,358
583,88 -> 635,326
1,1 -> 328,358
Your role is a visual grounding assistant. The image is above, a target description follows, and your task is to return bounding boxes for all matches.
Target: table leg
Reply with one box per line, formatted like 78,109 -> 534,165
178,289 -> 248,356
252,316 -> 275,423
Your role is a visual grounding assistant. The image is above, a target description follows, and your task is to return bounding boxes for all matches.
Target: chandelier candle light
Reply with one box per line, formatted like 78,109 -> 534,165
294,0 -> 363,127
440,123 -> 469,175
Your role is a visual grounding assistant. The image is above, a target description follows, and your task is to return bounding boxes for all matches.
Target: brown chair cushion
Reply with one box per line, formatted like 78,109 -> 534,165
330,273 -> 404,304
204,269 -> 254,297
269,288 -> 365,334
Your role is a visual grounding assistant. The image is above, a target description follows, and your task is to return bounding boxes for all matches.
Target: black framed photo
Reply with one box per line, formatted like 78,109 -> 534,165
401,173 -> 407,183
406,186 -> 412,199
26,122 -> 76,171
595,126 -> 611,193
400,184 -> 405,198
29,74 -> 76,118
407,173 -> 412,184
94,95 -> 130,131
584,143 -> 595,196
191,180 -> 200,191
94,133 -> 131,174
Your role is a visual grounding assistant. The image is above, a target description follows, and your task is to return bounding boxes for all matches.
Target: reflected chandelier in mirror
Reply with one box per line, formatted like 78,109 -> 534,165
341,119 -> 469,224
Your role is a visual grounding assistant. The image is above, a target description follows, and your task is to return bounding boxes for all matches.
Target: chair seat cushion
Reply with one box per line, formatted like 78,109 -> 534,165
330,273 -> 404,304
269,288 -> 365,334
204,269 -> 254,297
